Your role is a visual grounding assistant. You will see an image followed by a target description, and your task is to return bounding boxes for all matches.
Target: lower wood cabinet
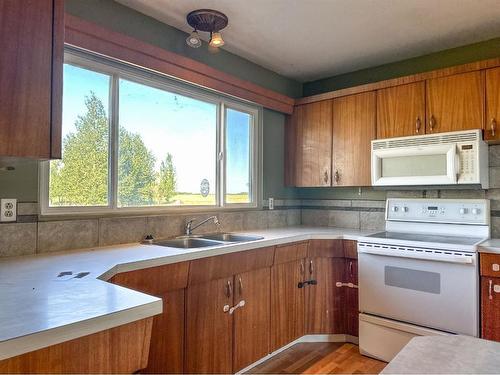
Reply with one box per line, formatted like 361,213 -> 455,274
185,277 -> 234,374
110,262 -> 189,374
345,259 -> 359,337
0,319 -> 153,374
305,256 -> 345,334
481,277 -> 500,341
270,258 -> 306,351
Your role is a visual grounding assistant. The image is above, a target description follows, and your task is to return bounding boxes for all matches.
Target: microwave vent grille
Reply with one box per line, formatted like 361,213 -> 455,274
373,131 -> 479,150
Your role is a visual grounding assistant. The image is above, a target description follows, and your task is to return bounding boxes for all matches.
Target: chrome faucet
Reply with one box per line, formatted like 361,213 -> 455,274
185,215 -> 220,236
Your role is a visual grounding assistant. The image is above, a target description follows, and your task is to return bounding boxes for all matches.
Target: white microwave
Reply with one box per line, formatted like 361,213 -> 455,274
371,130 -> 489,188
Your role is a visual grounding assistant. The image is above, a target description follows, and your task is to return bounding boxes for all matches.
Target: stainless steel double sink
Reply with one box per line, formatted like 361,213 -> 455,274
154,233 -> 264,249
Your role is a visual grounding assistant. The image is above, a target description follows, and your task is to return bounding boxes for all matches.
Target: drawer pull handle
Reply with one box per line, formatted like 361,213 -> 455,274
491,118 -> 497,137
492,263 -> 500,272
309,259 -> 314,275
415,117 -> 421,134
336,281 -> 358,289
238,276 -> 243,294
429,115 -> 436,132
229,300 -> 245,314
223,304 -> 230,313
226,280 -> 232,298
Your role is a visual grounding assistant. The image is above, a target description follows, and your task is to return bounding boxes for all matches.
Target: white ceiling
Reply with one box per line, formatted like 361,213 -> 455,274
116,0 -> 500,82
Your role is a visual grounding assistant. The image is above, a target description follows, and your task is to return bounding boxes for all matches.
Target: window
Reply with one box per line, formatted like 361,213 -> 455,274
41,50 -> 261,214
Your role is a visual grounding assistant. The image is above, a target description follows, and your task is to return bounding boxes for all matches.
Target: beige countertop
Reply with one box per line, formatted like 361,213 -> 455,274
0,226 -> 369,360
382,335 -> 500,374
478,239 -> 500,254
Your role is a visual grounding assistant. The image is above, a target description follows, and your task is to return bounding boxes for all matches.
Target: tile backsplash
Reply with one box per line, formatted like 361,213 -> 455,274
3,145 -> 500,258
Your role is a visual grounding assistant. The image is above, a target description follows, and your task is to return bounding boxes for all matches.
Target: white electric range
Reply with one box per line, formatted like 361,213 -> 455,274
357,198 -> 490,362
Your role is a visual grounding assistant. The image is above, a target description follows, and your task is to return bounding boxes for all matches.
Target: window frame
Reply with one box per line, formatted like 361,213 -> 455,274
40,48 -> 262,216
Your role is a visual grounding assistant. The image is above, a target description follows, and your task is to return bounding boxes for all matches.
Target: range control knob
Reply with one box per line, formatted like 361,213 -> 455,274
459,208 -> 468,215
391,206 -> 399,212
403,206 -> 409,212
472,208 -> 480,215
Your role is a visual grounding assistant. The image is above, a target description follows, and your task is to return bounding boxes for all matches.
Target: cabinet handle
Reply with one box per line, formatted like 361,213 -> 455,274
238,276 -> 243,295
324,170 -> 329,184
349,261 -> 353,278
300,260 -> 305,275
334,170 -> 340,184
309,260 -> 314,276
429,115 -> 436,132
226,280 -> 232,298
489,279 -> 493,300
415,117 -> 421,134
491,118 -> 497,137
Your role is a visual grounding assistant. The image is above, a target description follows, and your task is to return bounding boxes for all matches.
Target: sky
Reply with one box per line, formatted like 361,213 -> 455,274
61,64 -> 251,195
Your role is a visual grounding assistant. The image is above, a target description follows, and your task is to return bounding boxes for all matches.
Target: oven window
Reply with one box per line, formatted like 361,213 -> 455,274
385,266 -> 441,294
381,154 -> 447,177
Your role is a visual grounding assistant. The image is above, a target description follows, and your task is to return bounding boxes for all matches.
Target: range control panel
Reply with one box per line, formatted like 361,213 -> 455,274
386,198 -> 490,225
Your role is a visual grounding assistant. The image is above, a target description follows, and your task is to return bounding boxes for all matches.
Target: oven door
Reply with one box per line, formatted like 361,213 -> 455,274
372,143 -> 458,186
358,243 -> 478,336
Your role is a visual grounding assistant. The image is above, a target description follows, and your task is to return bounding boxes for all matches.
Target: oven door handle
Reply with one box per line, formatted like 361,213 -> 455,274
358,247 -> 474,264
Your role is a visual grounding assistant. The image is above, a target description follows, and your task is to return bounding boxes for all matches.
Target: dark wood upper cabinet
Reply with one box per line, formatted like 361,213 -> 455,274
0,0 -> 63,159
332,91 -> 376,187
376,82 -> 426,138
485,67 -> 500,142
426,71 -> 484,134
287,101 -> 333,187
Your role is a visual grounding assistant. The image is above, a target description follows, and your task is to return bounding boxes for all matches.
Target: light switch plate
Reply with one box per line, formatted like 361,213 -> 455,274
268,197 -> 274,210
0,199 -> 17,222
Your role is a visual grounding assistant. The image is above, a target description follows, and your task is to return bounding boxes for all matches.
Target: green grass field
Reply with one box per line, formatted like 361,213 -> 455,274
170,193 -> 249,205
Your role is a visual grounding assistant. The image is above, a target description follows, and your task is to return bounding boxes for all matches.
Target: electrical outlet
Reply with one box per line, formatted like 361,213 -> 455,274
1,199 -> 17,222
268,197 -> 274,210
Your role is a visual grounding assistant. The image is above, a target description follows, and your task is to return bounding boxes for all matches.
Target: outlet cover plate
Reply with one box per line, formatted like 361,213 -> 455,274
1,199 -> 17,222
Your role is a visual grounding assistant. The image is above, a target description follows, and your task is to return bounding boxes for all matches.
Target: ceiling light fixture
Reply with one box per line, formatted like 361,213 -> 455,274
186,9 -> 228,50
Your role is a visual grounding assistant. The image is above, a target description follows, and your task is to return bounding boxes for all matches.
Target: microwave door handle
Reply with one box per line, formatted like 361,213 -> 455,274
455,150 -> 461,182
358,247 -> 474,264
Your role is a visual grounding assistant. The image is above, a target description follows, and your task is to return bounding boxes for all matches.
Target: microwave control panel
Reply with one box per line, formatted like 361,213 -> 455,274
457,143 -> 478,183
386,198 -> 489,225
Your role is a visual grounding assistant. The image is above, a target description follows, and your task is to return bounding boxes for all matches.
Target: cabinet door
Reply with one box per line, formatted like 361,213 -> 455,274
486,68 -> 500,141
377,82 -> 426,138
481,277 -> 500,342
233,268 -> 271,372
185,277 -> 233,374
292,101 -> 333,187
426,71 -> 484,134
0,0 -> 63,159
305,257 -> 345,334
332,92 -> 376,186
270,259 -> 305,351
346,259 -> 359,337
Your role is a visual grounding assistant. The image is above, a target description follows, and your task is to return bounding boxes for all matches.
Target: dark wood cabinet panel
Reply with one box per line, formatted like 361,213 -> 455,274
0,318 -> 153,374
345,259 -> 359,337
485,67 -> 500,141
270,259 -> 305,351
308,239 -> 344,258
305,257 -> 345,334
376,82 -> 426,138
332,92 -> 376,186
480,253 -> 500,278
274,242 -> 309,264
233,268 -> 271,372
481,277 -> 500,342
426,71 -> 484,134
288,101 -> 333,187
185,277 -> 233,374
188,247 -> 274,285
343,240 -> 358,259
110,263 -> 188,374
0,0 -> 63,159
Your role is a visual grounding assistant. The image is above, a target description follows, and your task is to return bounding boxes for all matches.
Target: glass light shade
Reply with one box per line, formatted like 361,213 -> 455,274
186,30 -> 202,48
209,31 -> 224,47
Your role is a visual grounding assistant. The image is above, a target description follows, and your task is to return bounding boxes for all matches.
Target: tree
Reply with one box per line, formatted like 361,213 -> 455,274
157,153 -> 177,203
49,92 -> 160,207
118,129 -> 156,206
50,92 -> 109,206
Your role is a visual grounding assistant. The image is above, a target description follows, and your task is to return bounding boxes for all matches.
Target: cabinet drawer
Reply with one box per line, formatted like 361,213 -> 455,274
110,261 -> 189,295
308,240 -> 344,258
481,276 -> 500,341
343,240 -> 358,259
480,253 -> 500,277
188,247 -> 275,285
274,242 -> 308,264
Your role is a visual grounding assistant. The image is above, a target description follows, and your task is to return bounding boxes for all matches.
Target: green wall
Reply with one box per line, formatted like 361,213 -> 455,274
303,37 -> 500,96
65,0 -> 302,98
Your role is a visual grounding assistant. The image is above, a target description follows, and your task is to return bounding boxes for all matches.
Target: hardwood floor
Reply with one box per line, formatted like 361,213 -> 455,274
246,343 -> 386,374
